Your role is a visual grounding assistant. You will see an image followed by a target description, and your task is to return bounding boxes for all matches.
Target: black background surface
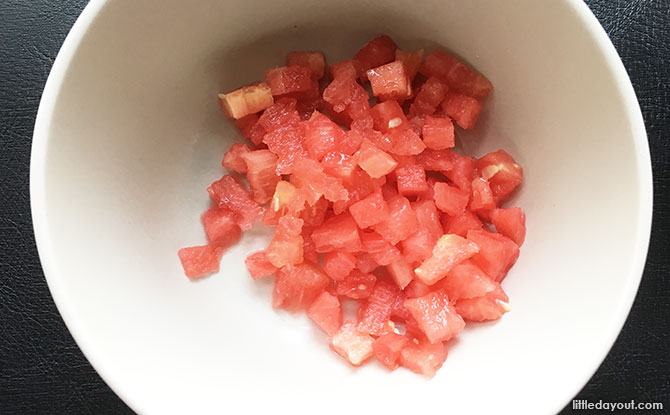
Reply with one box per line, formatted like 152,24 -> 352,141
0,1 -> 668,414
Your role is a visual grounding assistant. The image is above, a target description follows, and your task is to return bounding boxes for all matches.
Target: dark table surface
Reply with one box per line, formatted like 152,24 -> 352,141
1,1 -> 668,414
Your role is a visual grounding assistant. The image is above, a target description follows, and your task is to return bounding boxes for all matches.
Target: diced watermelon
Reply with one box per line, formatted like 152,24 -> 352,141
419,50 -> 492,100
442,210 -> 484,237
358,280 -> 399,336
414,234 -> 480,285
399,336 -> 448,377
404,280 -> 432,298
441,93 -> 482,130
323,251 -> 357,281
373,332 -> 409,369
218,82 -> 274,119
302,229 -> 319,264
290,158 -> 348,203
491,207 -> 526,246
393,156 -> 428,196
443,150 -> 476,192
260,99 -> 308,174
307,291 -> 342,336
433,182 -> 469,216
395,49 -> 424,81
330,59 -> 361,80
367,61 -> 412,101
422,115 -> 455,150
323,74 -> 370,126
369,100 -> 410,132
386,257 -> 415,289
337,128 -> 365,155
404,290 -> 465,343
354,35 -> 398,77
355,140 -> 398,179
373,194 -> 420,245
455,285 -> 510,322
222,142 -> 252,173
321,151 -> 357,181
233,114 -> 261,144
177,245 -> 222,279
266,215 -> 304,268
265,65 -> 314,97
273,263 -> 330,311
311,212 -> 362,253
385,128 -> 426,156
245,251 -> 278,279
336,270 -> 377,299
330,321 -> 375,366
207,174 -> 265,231
402,199 -> 442,264
241,149 -> 281,204
355,252 -> 379,273
466,229 -> 519,282
439,260 -> 496,300
287,51 -> 326,80
475,150 -> 523,202
303,111 -> 345,160
360,231 -> 402,266
201,207 -> 242,248
300,196 -> 328,227
349,189 -> 390,229
417,148 -> 454,171
408,76 -> 449,117
470,177 -> 496,214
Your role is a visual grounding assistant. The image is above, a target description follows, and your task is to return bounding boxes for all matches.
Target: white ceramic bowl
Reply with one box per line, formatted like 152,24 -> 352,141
31,0 -> 653,414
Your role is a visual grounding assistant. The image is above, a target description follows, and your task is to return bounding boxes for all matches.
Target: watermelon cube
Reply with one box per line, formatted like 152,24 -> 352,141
245,251 -> 278,280
323,74 -> 370,126
200,207 -> 242,249
404,290 -> 465,344
355,140 -> 398,179
273,263 -> 330,312
395,48 -> 424,81
222,142 -> 252,173
373,332 -> 409,369
369,100 -> 410,133
367,61 -> 412,101
321,151 -> 357,181
311,212 -> 362,253
287,51 -> 326,80
422,115 -> 455,150
241,149 -> 281,204
266,215 -> 304,268
348,189 -> 390,229
291,158 -> 348,203
355,252 -> 379,274
373,194 -> 419,245
442,210 -> 484,237
443,150 -> 476,192
402,199 -> 442,264
177,245 -> 222,279
360,231 -> 402,266
386,257 -> 415,289
335,270 -> 377,299
408,76 -> 449,117
399,336 -> 448,377
303,111 -> 345,160
385,127 -> 426,156
455,285 -> 510,322
470,177 -> 496,213
330,321 -> 375,366
439,260 -> 497,300
441,93 -> 482,130
417,148 -> 455,171
414,234 -> 480,285
265,65 -> 314,97
233,114 -> 261,144
300,196 -> 328,227
218,82 -> 274,119
466,229 -> 520,282
394,156 -> 429,196
491,207 -> 526,246
433,182 -> 469,216
323,251 -> 357,281
475,150 -> 523,203
307,291 -> 342,336
354,35 -> 398,77
419,50 -> 492,100
357,280 -> 399,336
330,59 -> 361,80
207,174 -> 265,231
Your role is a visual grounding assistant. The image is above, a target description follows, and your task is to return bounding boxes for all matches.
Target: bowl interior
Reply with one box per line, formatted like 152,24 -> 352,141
33,0 -> 651,413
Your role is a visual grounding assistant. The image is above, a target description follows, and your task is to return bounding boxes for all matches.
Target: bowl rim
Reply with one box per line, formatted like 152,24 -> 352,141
30,0 -> 653,413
